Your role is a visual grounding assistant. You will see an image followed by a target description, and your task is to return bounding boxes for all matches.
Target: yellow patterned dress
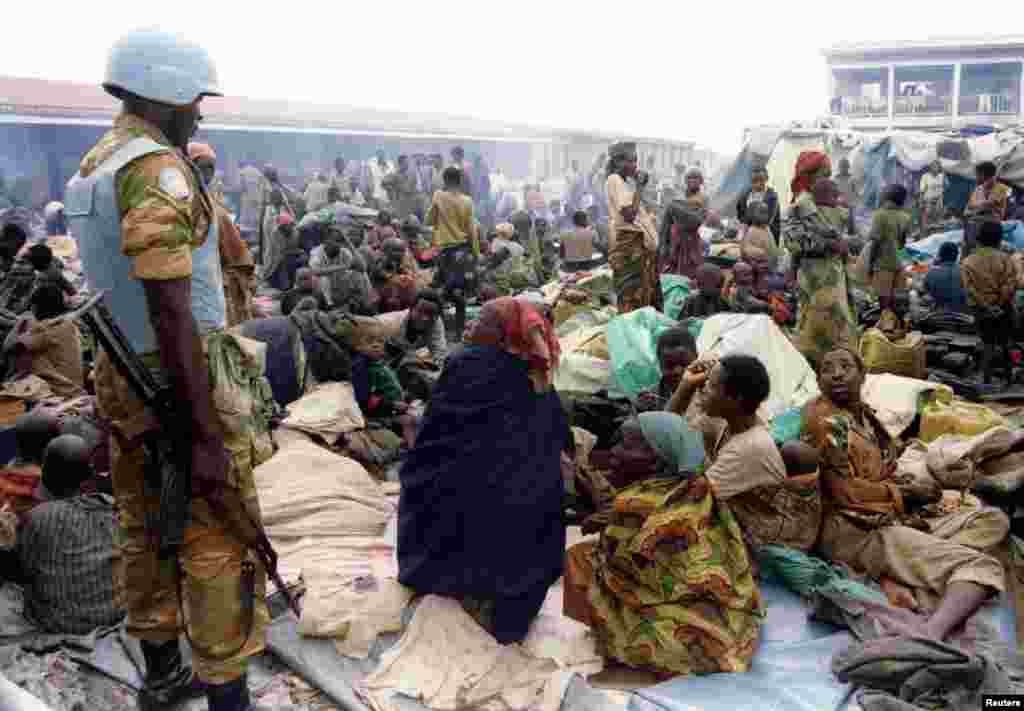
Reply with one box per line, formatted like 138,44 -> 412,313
787,192 -> 859,370
606,174 -> 662,313
566,475 -> 763,675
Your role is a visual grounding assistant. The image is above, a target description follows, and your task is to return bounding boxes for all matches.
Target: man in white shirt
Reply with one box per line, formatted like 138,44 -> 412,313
303,173 -> 330,213
919,161 -> 948,231
368,150 -> 393,207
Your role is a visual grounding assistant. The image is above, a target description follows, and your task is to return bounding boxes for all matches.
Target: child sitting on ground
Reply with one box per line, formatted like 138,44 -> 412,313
727,262 -> 773,315
637,327 -> 698,412
680,264 -> 729,319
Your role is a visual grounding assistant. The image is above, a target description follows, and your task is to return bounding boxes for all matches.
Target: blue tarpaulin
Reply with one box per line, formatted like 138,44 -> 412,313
711,147 -> 758,215
263,570 -> 1018,711
905,220 -> 1024,261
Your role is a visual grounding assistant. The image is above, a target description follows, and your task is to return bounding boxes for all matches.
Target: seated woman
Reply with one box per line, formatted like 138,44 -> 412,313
485,223 -> 533,296
3,285 -> 84,399
802,347 -> 1009,639
564,411 -> 762,677
669,355 -> 821,553
372,238 -> 419,313
397,296 -> 569,644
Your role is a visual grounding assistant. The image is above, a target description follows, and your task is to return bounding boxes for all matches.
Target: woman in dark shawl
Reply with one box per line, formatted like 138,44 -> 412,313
397,297 -> 569,644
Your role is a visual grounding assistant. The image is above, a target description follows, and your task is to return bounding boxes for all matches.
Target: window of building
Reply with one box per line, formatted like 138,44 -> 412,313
894,65 -> 954,116
831,67 -> 889,116
960,62 -> 1021,115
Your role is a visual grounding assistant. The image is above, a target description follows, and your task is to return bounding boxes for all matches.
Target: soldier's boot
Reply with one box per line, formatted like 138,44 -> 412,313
138,639 -> 205,711
207,674 -> 268,711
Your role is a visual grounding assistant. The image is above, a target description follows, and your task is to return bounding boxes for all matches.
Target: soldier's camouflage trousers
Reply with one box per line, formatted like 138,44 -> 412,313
94,332 -> 275,684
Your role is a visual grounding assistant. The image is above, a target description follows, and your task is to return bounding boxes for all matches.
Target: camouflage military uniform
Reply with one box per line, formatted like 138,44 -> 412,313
80,113 -> 269,684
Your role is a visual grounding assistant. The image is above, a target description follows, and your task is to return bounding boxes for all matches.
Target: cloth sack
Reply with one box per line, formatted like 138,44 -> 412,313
282,382 -> 365,439
926,427 -> 1024,489
860,328 -> 926,380
919,391 -> 1007,443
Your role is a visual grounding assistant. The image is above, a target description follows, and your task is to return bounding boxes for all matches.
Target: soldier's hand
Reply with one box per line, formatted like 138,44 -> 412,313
191,436 -> 231,499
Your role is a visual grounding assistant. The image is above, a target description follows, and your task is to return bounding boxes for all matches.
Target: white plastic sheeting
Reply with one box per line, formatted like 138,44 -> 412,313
765,134 -> 827,209
848,127 -> 1024,183
696,314 -> 819,422
716,124 -> 1024,218
861,374 -> 952,440
0,674 -> 55,711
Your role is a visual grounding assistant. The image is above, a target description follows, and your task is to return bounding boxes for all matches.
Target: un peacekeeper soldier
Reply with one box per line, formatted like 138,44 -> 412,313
65,29 -> 270,711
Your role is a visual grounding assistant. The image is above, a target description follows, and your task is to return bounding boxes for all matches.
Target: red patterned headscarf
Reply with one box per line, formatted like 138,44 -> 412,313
791,151 -> 832,203
467,297 -> 560,391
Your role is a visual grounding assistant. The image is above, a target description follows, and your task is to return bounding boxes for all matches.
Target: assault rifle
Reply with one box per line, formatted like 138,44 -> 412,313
71,292 -> 300,617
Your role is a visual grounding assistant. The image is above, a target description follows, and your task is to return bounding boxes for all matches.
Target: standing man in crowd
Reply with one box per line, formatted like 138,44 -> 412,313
919,160 -> 947,233
383,155 -> 421,220
367,149 -> 393,208
964,161 -> 1010,257
450,146 -> 475,200
303,172 -> 330,213
65,29 -> 268,711
427,166 -> 479,338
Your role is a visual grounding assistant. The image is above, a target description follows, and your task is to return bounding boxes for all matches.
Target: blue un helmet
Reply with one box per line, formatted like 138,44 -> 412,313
102,28 -> 221,106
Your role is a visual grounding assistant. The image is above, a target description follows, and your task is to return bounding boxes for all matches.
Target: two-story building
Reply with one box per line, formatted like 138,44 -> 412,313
824,36 -> 1024,132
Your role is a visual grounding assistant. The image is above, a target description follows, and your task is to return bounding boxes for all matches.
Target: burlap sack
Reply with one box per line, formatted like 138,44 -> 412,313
860,328 -> 926,380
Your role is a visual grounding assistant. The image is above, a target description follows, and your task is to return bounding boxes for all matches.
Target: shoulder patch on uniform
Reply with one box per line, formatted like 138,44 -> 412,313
158,167 -> 192,201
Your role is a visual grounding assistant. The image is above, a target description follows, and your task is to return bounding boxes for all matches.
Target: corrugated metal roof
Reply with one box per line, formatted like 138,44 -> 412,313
0,75 -> 693,148
824,35 -> 1024,58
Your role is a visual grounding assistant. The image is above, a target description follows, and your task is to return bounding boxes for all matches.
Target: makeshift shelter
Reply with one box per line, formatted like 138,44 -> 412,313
712,124 -> 861,215
713,123 -> 1024,217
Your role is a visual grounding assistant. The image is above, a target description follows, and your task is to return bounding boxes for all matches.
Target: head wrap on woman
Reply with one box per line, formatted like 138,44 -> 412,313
636,412 -> 706,473
466,296 -> 560,391
791,151 -> 832,202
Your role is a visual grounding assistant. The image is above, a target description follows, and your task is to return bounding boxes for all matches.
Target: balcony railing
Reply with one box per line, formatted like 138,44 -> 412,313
831,96 -> 889,117
894,95 -> 953,116
959,94 -> 1019,115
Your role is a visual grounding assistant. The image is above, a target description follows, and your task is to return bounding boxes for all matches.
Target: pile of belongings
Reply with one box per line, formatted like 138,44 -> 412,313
923,332 -> 983,377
